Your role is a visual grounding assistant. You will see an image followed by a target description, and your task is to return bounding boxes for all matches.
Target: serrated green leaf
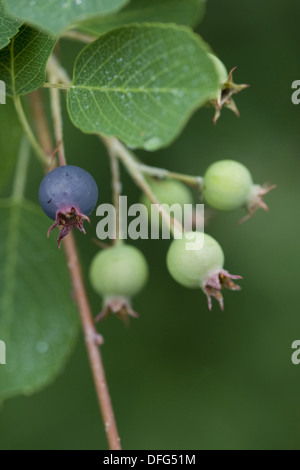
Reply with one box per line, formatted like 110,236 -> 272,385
4,0 -> 129,36
0,198 -> 79,400
0,1 -> 22,50
0,25 -> 56,97
67,24 -> 219,151
79,0 -> 206,36
0,100 -> 22,191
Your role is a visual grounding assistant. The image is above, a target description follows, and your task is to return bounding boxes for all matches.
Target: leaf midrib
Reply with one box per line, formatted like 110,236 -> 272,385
71,85 -> 198,94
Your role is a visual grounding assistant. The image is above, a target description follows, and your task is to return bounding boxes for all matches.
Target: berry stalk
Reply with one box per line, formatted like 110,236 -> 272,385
13,95 -> 49,167
108,147 -> 123,244
137,162 -> 203,190
101,135 -> 184,238
47,62 -> 67,167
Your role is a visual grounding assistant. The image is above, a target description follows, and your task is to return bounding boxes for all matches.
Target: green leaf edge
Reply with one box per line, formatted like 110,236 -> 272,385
0,0 -> 22,50
77,0 -> 207,37
3,0 -> 130,36
1,27 -> 57,98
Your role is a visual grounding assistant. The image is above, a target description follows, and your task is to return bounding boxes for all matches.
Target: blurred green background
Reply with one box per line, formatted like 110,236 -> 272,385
1,0 -> 300,450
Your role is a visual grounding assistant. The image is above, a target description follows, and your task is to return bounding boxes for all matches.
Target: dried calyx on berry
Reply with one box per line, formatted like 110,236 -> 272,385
202,160 -> 276,222
166,232 -> 242,310
89,244 -> 149,323
39,165 -> 98,248
208,53 -> 249,124
239,183 -> 276,224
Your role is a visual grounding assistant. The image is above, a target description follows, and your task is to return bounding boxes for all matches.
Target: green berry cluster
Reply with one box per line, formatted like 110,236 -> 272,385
89,158 -> 274,318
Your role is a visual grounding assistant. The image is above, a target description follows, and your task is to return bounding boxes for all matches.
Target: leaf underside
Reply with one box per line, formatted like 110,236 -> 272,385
4,0 -> 129,36
0,199 -> 79,400
78,0 -> 206,36
0,25 -> 56,96
67,24 -> 219,151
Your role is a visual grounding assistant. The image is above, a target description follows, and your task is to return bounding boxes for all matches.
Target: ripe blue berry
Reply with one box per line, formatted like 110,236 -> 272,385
203,160 -> 275,221
166,232 -> 242,310
39,165 -> 98,247
89,244 -> 149,321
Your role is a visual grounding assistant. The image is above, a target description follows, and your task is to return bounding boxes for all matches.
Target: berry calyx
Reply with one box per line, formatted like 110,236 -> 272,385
166,232 -> 242,310
203,160 -> 275,220
89,244 -> 149,322
208,55 -> 249,124
39,165 -> 98,248
239,183 -> 277,224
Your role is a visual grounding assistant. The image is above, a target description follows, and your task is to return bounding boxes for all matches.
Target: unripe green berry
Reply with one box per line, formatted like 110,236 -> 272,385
208,53 -> 228,85
89,244 -> 148,299
203,160 -> 253,211
141,178 -> 193,211
167,232 -> 224,288
166,231 -> 241,310
141,178 -> 193,228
